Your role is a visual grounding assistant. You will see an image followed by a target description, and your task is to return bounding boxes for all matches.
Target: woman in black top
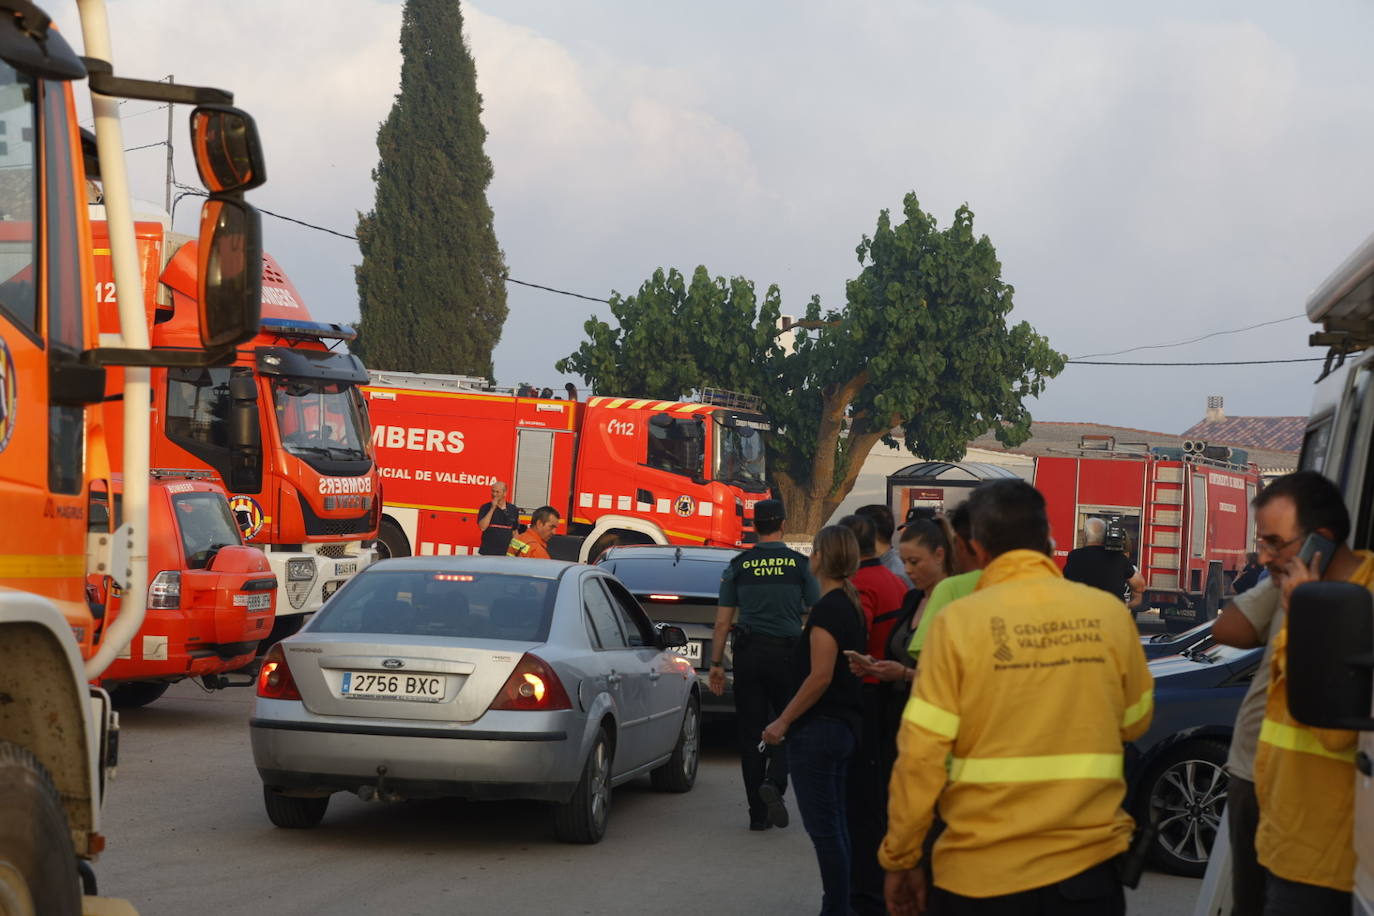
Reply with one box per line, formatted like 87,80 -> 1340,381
763,525 -> 865,916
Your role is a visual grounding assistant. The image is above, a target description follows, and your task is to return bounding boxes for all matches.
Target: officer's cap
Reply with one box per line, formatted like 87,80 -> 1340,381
754,499 -> 786,524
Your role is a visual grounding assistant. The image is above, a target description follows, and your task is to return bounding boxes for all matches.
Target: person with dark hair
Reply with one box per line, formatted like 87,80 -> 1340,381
907,501 -> 981,664
881,479 -> 1153,916
1245,470 -> 1373,913
709,498 -> 819,831
838,512 -> 910,915
762,524 -> 866,916
506,506 -> 559,559
858,503 -> 914,589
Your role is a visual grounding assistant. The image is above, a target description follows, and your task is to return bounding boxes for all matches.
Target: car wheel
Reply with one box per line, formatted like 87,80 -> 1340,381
651,695 -> 700,793
554,729 -> 611,844
0,741 -> 82,916
108,680 -> 171,709
1141,738 -> 1229,877
262,786 -> 330,829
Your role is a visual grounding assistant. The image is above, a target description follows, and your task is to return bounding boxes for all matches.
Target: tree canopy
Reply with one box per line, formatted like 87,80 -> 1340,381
353,0 -> 507,377
557,193 -> 1065,533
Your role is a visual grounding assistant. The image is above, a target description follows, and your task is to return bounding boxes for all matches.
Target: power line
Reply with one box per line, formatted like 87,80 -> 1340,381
1071,314 -> 1304,360
124,140 -> 166,153
503,275 -> 610,304
80,103 -> 169,129
1067,357 -> 1323,366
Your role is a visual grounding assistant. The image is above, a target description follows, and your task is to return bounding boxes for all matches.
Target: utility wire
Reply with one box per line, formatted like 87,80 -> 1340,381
1071,314 -> 1304,360
80,103 -> 169,129
124,140 -> 166,153
503,275 -> 610,304
1067,357 -> 1323,366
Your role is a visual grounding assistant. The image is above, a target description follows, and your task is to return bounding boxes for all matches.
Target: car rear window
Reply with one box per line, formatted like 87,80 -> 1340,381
597,555 -> 733,599
311,569 -> 555,643
172,491 -> 243,569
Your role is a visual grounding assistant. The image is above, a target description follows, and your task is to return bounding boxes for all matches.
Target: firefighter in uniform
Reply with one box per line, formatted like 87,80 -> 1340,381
881,480 -> 1153,916
709,499 -> 820,830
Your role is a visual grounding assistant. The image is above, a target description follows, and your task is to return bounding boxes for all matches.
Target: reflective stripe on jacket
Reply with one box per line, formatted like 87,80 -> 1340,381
879,549 -> 1154,898
1254,550 -> 1374,892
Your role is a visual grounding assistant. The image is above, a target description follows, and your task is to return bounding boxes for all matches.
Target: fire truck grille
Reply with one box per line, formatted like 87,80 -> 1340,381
297,493 -> 374,537
286,574 -> 314,610
315,543 -> 352,559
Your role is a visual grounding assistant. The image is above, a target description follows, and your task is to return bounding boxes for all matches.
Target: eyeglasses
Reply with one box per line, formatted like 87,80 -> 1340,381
1254,533 -> 1304,556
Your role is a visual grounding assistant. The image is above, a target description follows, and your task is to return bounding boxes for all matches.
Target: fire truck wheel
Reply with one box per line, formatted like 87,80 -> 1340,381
375,519 -> 411,561
262,786 -> 329,829
107,680 -> 171,709
0,740 -> 82,916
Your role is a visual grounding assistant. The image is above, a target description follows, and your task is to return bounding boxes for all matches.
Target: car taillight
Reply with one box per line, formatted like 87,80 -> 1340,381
256,644 -> 301,700
491,653 -> 571,711
148,571 -> 181,609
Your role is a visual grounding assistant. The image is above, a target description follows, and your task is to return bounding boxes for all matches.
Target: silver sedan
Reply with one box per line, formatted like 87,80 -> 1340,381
250,556 -> 701,843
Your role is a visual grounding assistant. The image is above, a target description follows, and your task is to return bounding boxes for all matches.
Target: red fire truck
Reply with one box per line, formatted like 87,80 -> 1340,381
92,220 -> 380,640
363,372 -> 772,560
1033,440 -> 1261,631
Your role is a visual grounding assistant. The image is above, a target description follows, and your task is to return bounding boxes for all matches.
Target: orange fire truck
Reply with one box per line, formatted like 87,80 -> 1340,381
1034,439 -> 1262,631
91,222 -> 379,640
362,372 -> 772,561
0,3 -> 266,909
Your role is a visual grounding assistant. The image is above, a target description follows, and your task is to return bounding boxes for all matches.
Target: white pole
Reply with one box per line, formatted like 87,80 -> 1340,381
78,0 -> 151,680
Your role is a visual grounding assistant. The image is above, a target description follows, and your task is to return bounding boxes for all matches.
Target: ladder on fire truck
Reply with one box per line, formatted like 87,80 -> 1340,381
367,370 -> 491,393
1145,462 -> 1186,594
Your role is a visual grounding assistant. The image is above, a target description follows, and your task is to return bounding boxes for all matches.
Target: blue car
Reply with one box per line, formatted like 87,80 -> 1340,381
1140,618 -> 1214,659
1125,639 -> 1262,876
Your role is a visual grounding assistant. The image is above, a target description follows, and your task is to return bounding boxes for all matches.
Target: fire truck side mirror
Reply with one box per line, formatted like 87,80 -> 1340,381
196,197 -> 262,350
1287,580 -> 1374,731
190,105 -> 266,194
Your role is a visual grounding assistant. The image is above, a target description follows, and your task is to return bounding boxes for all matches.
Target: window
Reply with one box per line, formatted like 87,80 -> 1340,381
172,491 -> 243,569
167,366 -> 233,450
1301,418 -> 1332,472
43,80 -> 85,494
603,578 -> 654,648
311,570 -> 554,642
0,63 -> 36,337
584,579 -> 627,649
647,415 -> 704,478
1190,474 -> 1207,559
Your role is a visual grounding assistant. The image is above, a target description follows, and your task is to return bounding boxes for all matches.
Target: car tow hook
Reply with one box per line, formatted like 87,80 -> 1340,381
361,764 -> 403,803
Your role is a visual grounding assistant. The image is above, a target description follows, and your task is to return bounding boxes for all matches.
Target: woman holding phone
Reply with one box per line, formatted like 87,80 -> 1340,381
762,525 -> 866,916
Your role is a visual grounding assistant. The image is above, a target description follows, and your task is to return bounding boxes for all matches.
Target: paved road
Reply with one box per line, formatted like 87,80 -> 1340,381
95,682 -> 1198,915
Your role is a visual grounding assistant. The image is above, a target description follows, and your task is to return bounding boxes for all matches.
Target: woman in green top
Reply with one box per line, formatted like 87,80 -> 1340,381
907,501 -> 982,662
849,518 -> 952,685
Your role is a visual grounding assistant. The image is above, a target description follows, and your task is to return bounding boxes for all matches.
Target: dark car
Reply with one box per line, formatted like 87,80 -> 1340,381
596,545 -> 742,715
1125,639 -> 1262,877
1140,618 -> 1214,659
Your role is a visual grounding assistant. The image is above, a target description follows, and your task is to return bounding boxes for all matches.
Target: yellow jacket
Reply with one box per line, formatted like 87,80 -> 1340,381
1254,550 -> 1374,892
879,549 -> 1154,898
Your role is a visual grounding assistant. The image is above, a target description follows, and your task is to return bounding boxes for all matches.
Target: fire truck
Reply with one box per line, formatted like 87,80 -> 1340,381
363,372 -> 772,561
1034,438 -> 1262,631
91,222 -> 380,640
0,3 -> 266,909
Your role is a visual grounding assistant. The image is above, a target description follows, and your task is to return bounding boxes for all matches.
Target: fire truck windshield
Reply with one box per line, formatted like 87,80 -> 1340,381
716,425 -> 767,489
271,379 -> 370,463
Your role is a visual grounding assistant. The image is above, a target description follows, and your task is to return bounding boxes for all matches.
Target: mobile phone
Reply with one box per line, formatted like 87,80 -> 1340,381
843,650 -> 876,664
1298,532 -> 1338,576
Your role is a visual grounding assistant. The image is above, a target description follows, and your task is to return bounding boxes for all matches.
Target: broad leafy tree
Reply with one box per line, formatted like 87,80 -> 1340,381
354,0 -> 507,376
558,194 -> 1065,534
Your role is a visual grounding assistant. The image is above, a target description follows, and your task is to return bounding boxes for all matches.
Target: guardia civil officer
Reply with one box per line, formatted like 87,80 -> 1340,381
709,499 -> 820,831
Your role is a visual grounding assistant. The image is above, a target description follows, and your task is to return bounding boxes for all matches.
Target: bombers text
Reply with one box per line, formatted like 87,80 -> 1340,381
372,425 -> 466,454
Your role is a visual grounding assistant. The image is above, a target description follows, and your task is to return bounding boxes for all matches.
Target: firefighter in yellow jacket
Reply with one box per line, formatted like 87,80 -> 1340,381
1251,471 -> 1372,913
880,480 -> 1153,915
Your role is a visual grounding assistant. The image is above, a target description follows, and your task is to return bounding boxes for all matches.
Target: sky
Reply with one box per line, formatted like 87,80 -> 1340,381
58,0 -> 1374,435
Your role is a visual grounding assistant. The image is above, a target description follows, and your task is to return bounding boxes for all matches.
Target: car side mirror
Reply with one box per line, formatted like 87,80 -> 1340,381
197,198 -> 262,349
656,624 -> 688,650
190,105 -> 266,194
1287,581 -> 1374,730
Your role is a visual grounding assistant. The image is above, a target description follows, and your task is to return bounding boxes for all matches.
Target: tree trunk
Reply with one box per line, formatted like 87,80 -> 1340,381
774,472 -> 830,541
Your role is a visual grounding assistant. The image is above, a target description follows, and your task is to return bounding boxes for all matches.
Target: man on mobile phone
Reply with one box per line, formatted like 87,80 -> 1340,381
1247,471 -> 1374,914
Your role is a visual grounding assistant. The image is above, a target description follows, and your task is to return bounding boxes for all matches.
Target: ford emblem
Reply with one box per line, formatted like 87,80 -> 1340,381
381,658 -> 404,669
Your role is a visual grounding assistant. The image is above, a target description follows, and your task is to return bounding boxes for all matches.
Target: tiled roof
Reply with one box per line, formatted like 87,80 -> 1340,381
1179,416 -> 1306,453
968,421 -> 1297,470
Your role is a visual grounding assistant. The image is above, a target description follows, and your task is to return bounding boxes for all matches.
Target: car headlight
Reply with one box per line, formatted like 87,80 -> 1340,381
286,558 -> 316,581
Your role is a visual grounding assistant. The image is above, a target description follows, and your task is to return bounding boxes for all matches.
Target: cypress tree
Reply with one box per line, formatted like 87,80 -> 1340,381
354,0 -> 508,377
